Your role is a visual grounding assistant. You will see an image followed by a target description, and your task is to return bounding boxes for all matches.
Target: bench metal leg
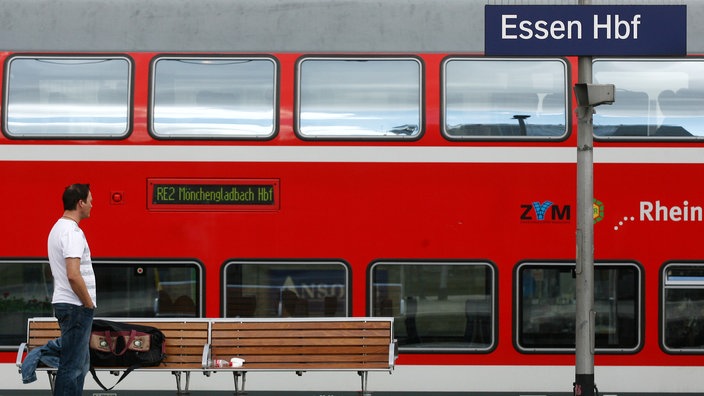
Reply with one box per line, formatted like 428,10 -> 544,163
232,371 -> 247,394
358,371 -> 370,395
172,371 -> 191,394
47,370 -> 56,395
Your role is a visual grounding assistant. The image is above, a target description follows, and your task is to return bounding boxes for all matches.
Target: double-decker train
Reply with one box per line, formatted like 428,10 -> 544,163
2,0 -> 704,393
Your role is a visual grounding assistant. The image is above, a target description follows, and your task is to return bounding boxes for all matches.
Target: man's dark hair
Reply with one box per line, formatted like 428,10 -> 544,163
62,184 -> 90,210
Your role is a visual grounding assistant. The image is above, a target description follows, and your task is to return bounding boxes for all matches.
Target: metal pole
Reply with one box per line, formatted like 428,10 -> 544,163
574,38 -> 596,396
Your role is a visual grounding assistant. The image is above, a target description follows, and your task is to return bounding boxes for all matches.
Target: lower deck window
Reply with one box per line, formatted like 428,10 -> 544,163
0,259 -> 201,349
662,263 -> 704,352
517,262 -> 641,352
95,260 -> 202,318
223,260 -> 350,318
370,261 -> 495,352
0,260 -> 53,348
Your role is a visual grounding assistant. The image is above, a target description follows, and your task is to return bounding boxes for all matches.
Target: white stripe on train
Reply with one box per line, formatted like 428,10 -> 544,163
2,145 -> 704,164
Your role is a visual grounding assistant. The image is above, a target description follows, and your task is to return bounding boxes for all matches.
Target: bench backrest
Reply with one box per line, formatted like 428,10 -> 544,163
209,318 -> 395,370
26,318 -> 209,370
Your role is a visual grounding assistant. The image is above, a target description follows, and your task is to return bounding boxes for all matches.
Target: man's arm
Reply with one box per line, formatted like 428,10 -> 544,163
66,257 -> 95,309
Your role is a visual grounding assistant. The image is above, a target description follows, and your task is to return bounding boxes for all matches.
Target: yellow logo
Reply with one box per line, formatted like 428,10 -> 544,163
593,199 -> 604,223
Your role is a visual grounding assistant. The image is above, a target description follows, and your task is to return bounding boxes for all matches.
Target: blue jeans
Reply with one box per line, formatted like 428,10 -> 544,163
53,303 -> 94,396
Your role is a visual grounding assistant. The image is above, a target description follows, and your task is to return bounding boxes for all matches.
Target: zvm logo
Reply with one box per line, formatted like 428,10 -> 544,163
521,201 -> 571,222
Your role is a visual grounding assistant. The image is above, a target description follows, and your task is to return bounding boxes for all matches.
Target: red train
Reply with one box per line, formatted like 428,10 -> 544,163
2,0 -> 704,393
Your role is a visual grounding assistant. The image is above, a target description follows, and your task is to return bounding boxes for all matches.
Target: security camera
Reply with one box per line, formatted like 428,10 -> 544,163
574,83 -> 615,107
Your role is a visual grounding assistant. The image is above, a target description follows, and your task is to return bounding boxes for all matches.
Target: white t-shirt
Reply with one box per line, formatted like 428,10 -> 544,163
47,218 -> 97,307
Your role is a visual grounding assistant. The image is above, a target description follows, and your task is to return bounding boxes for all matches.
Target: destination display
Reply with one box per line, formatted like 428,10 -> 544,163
485,5 -> 686,56
148,178 -> 279,211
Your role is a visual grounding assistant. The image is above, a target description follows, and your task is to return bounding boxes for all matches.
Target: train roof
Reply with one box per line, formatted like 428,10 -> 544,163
0,0 -> 702,53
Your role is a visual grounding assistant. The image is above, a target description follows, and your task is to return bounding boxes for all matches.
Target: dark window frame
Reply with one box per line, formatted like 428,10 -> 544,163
3,55 -> 133,139
222,259 -> 351,318
661,262 -> 704,354
149,55 -> 279,140
369,260 -> 497,353
515,261 -> 643,354
593,58 -> 704,141
93,259 -> 204,319
441,56 -> 570,141
295,56 -> 424,141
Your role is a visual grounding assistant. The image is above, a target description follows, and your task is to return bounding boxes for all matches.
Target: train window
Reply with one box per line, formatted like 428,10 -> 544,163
94,260 -> 203,318
0,260 -> 53,349
296,57 -> 422,139
223,260 -> 349,318
370,261 -> 495,352
443,58 -> 568,139
151,57 -> 277,139
517,262 -> 641,353
593,59 -> 704,139
662,263 -> 704,352
4,56 -> 131,138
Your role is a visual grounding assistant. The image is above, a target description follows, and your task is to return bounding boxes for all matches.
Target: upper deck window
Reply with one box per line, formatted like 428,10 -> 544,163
297,57 -> 422,139
151,57 -> 277,139
593,59 -> 704,139
4,57 -> 131,138
443,58 -> 568,139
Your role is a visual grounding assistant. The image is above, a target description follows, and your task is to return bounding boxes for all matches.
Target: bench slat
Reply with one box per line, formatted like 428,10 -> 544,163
212,321 -> 391,328
237,357 -> 390,364
29,322 -> 61,329
212,329 -> 390,338
28,329 -> 61,338
227,362 -> 393,370
132,322 -> 207,329
213,337 -> 390,347
245,354 -> 388,362
212,345 -> 390,355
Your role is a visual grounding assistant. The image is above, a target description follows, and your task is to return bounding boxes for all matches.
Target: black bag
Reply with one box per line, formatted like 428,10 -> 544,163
89,319 -> 166,390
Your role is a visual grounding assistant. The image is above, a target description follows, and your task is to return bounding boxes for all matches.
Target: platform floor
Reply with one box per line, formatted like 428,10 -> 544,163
0,391 -> 691,396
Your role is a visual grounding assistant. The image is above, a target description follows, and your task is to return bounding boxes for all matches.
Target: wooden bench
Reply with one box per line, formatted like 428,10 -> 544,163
17,317 -> 210,394
205,317 -> 397,394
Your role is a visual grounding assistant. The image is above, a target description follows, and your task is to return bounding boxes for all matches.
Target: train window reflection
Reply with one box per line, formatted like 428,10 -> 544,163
297,57 -> 422,139
151,57 -> 277,139
5,57 -> 131,138
0,260 -> 53,349
593,59 -> 704,139
223,260 -> 349,318
94,260 -> 202,318
517,262 -> 641,352
370,261 -> 495,352
443,58 -> 568,139
662,263 -> 704,352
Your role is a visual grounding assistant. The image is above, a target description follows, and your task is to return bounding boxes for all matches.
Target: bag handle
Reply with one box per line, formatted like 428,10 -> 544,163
101,329 -> 138,356
114,330 -> 138,356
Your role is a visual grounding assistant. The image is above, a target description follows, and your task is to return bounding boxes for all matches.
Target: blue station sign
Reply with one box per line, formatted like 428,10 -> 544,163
485,5 -> 686,56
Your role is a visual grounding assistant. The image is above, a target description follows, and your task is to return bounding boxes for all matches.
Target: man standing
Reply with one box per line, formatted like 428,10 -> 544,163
47,184 -> 96,396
